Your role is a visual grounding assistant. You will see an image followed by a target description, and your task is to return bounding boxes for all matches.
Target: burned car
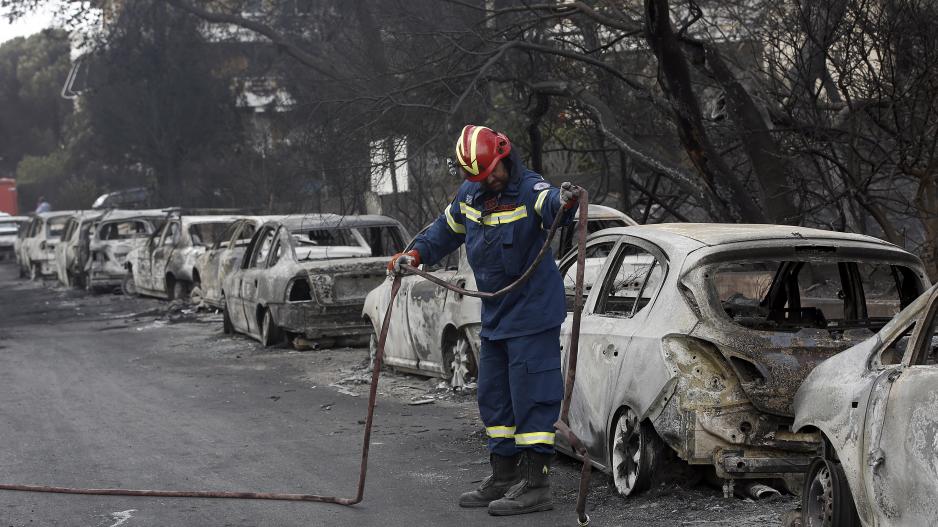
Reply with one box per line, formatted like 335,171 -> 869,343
192,216 -> 274,308
126,214 -> 240,300
20,211 -> 79,280
54,211 -> 104,288
85,209 -> 167,293
0,215 -> 28,261
552,224 -> 927,497
223,215 -> 407,347
362,204 -> 637,388
793,284 -> 938,527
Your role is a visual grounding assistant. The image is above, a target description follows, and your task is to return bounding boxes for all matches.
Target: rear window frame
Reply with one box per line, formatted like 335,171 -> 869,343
686,242 -> 928,334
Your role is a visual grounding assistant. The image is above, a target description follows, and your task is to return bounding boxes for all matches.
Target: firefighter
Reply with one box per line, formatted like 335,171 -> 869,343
388,125 -> 578,516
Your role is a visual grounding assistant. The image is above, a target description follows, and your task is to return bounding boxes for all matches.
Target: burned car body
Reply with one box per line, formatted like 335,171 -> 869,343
21,211 -> 79,280
193,216 -> 273,308
553,224 -> 928,497
793,284 -> 938,527
0,216 -> 28,260
54,211 -> 104,288
223,215 -> 407,346
126,214 -> 240,300
362,204 -> 637,387
85,209 -> 167,292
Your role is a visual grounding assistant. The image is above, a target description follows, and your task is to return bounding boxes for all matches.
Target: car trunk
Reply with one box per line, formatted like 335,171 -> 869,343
301,257 -> 388,306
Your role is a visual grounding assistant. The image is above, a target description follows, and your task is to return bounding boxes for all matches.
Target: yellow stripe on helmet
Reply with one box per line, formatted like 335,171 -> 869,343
455,125 -> 471,172
467,125 -> 484,175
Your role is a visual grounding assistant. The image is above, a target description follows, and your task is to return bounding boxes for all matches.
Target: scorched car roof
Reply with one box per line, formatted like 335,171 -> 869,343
603,223 -> 898,249
277,214 -> 404,231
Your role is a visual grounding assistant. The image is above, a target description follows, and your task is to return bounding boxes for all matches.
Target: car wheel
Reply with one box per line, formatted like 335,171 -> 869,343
611,407 -> 665,497
18,263 -> 25,278
260,309 -> 284,347
189,283 -> 204,307
444,331 -> 477,389
222,296 -> 234,335
121,275 -> 137,297
802,457 -> 860,527
29,263 -> 39,281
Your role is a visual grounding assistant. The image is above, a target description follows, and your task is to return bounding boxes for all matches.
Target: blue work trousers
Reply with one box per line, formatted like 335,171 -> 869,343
477,326 -> 564,456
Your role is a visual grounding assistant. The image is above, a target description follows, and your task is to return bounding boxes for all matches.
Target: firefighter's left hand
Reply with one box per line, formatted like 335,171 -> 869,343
559,182 -> 578,210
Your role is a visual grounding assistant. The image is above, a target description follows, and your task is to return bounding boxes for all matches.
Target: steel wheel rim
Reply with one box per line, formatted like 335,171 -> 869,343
612,408 -> 642,495
805,462 -> 834,527
449,336 -> 472,389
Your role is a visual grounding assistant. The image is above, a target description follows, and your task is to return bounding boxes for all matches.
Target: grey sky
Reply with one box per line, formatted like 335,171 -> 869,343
0,4 -> 58,44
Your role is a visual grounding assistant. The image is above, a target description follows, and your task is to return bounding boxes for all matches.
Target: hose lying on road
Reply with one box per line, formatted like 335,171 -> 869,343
0,189 -> 593,525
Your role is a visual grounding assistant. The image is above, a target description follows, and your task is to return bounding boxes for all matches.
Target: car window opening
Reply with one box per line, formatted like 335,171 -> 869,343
100,221 -> 148,240
189,222 -> 232,246
47,217 -> 69,239
291,225 -> 402,261
598,243 -> 661,317
714,260 -> 921,333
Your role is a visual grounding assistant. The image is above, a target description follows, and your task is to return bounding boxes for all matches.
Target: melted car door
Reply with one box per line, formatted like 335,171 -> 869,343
564,237 -> 667,463
557,234 -> 625,456
151,221 -> 180,294
136,224 -> 164,291
863,289 -> 938,525
240,227 -> 276,337
405,260 -> 458,373
222,221 -> 256,300
204,220 -> 242,303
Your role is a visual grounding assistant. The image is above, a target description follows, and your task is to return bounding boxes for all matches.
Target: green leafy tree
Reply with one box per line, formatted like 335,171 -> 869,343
0,29 -> 72,176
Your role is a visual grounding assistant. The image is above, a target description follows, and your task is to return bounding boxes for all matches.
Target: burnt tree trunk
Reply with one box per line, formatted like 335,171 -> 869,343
643,0 -> 765,223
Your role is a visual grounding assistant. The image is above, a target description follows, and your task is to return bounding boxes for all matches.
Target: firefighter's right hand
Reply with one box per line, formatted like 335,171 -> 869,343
387,250 -> 421,275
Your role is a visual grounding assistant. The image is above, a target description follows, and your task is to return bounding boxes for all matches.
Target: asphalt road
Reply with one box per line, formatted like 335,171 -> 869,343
0,264 -> 798,526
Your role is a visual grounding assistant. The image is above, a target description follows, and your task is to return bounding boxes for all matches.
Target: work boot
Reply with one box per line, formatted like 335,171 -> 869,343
487,450 -> 554,516
458,452 -> 522,508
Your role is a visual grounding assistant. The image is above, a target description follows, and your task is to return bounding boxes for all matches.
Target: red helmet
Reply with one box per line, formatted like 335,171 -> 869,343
454,125 -> 512,182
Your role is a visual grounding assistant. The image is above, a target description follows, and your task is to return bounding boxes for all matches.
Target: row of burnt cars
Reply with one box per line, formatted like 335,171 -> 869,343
7,206 -> 937,526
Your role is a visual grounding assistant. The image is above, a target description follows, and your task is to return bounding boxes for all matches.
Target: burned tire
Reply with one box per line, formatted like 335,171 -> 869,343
802,457 -> 860,527
260,309 -> 284,347
443,330 -> 477,389
611,407 -> 665,497
222,296 -> 234,335
121,275 -> 137,297
189,283 -> 204,307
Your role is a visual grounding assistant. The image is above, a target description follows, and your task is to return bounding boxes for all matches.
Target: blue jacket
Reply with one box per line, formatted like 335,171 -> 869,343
413,151 -> 577,340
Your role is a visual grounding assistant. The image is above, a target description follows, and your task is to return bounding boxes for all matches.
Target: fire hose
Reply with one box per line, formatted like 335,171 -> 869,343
0,188 -> 593,526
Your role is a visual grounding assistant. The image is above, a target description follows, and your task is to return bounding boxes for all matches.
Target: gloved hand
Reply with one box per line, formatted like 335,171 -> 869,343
387,249 -> 421,274
559,182 -> 579,210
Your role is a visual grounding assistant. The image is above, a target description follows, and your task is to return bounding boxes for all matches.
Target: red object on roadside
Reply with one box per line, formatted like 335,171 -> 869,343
0,179 -> 17,215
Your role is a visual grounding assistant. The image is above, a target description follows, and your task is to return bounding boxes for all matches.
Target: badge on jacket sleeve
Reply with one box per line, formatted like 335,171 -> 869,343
533,181 -> 550,191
